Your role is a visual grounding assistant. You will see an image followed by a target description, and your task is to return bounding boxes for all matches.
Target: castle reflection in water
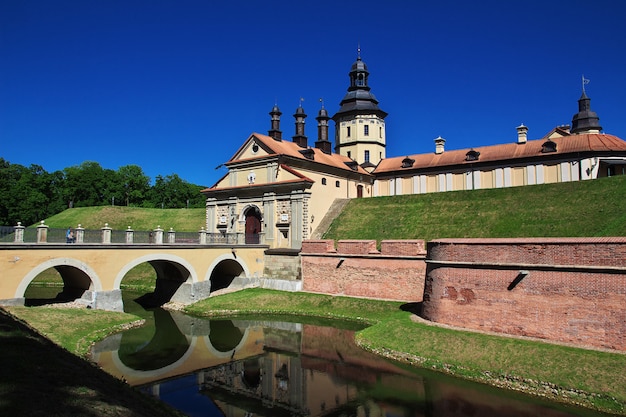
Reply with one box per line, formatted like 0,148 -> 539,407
92,310 -> 602,417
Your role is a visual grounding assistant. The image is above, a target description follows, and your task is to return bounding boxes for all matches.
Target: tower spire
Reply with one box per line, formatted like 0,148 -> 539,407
571,78 -> 602,134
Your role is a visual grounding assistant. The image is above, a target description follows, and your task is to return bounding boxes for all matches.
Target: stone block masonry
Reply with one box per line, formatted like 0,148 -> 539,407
423,238 -> 626,351
301,240 -> 427,302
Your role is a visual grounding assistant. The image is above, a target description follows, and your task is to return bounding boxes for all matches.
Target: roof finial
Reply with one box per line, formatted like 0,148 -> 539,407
299,97 -> 304,108
582,75 -> 590,94
319,97 -> 324,109
357,42 -> 361,60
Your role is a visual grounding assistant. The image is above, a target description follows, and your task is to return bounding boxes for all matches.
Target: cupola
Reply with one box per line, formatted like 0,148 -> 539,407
571,77 -> 602,134
292,103 -> 307,148
268,104 -> 283,141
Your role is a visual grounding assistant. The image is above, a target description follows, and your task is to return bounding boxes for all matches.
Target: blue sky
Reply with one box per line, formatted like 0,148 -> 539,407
2,0 -> 625,187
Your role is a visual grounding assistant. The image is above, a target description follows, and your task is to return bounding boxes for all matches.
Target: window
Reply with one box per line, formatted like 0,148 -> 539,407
364,125 -> 369,136
346,126 -> 351,137
335,180 -> 340,187
465,149 -> 480,161
401,157 -> 415,168
364,150 -> 370,162
541,140 -> 557,153
347,151 -> 351,159
379,127 -> 382,138
322,178 -> 327,185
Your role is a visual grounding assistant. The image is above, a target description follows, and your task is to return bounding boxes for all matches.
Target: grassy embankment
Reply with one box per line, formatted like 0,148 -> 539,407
325,174 -> 626,241
38,205 -> 206,231
6,175 -> 626,415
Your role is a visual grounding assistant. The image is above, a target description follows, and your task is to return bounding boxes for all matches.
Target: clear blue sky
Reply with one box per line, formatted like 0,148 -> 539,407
2,0 -> 625,187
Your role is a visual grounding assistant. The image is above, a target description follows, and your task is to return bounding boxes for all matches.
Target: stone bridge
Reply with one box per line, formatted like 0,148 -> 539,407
0,243 -> 270,311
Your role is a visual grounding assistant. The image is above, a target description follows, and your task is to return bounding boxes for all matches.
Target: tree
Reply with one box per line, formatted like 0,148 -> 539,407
63,161 -> 117,207
117,165 -> 150,206
148,174 -> 205,209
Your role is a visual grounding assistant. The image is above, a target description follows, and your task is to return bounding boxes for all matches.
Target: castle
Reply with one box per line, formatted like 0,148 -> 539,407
202,54 -> 626,249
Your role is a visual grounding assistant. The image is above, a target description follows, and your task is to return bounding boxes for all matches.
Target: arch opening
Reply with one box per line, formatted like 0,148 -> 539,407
24,266 -> 93,307
244,205 -> 262,244
209,259 -> 245,293
132,260 -> 191,309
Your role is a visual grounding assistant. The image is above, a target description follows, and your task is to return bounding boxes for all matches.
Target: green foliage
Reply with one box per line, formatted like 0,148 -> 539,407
146,174 -> 205,209
0,158 -> 207,226
324,175 -> 626,241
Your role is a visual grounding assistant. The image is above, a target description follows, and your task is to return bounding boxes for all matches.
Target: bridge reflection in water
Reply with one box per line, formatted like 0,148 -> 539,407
90,305 -> 604,417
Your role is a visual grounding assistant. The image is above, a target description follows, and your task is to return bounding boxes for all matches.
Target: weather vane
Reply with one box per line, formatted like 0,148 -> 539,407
582,75 -> 590,93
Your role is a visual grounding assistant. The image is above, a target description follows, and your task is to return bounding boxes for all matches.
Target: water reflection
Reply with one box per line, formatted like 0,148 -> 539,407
90,304 -> 613,417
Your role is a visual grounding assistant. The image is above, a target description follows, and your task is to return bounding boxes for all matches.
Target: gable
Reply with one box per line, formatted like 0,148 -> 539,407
230,135 -> 275,161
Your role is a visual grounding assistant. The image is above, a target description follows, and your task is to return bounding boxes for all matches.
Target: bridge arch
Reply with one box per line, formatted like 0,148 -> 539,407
114,253 -> 199,309
15,258 -> 103,299
114,253 -> 198,289
206,254 -> 251,293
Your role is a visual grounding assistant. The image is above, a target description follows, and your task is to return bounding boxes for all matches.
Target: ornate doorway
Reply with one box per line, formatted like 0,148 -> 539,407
244,207 -> 262,244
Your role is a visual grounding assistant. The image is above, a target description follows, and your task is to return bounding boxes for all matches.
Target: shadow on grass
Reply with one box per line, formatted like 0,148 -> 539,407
0,308 -> 181,417
399,302 -> 422,315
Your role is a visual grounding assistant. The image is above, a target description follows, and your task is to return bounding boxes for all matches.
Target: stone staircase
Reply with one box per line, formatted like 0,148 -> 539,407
310,198 -> 351,239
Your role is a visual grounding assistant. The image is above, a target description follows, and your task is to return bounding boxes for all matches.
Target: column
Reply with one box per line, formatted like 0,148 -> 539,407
153,226 -> 164,244
36,221 -> 48,243
101,223 -> 112,244
75,224 -> 85,243
125,226 -> 134,244
14,222 -> 25,243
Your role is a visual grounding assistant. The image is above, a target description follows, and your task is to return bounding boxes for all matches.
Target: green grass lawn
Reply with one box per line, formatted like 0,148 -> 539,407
324,175 -> 626,242
36,206 -> 205,231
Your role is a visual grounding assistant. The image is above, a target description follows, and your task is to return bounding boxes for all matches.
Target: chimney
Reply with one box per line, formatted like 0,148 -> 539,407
315,106 -> 332,154
292,105 -> 308,148
434,136 -> 446,154
516,124 -> 528,144
268,105 -> 282,141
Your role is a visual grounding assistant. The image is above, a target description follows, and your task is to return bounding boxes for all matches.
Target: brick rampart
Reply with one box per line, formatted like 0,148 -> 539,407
423,238 -> 626,351
301,240 -> 426,302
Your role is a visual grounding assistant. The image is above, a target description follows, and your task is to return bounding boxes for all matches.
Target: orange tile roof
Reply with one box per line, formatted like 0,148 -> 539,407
229,133 -> 371,176
374,133 -> 626,174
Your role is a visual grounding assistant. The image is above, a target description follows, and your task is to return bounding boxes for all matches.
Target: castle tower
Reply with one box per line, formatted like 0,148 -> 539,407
332,50 -> 388,168
315,104 -> 332,154
292,103 -> 308,148
571,77 -> 602,134
268,104 -> 283,141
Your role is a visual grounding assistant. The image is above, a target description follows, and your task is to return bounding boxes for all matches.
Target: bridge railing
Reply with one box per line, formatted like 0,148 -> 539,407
0,222 -> 260,245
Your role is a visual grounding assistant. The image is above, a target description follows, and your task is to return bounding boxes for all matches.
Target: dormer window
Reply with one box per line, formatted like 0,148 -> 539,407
401,157 -> 415,168
465,149 -> 480,161
299,148 -> 315,160
344,160 -> 359,171
541,140 -> 557,153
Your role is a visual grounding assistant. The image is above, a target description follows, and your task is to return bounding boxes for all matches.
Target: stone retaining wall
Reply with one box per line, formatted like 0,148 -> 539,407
301,240 -> 426,302
423,238 -> 626,351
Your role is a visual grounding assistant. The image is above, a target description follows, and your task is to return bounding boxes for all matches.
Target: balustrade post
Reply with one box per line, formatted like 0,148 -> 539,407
168,228 -> 176,244
14,222 -> 25,243
153,226 -> 164,244
125,226 -> 134,244
36,221 -> 48,243
101,223 -> 112,244
75,224 -> 85,243
199,227 -> 207,245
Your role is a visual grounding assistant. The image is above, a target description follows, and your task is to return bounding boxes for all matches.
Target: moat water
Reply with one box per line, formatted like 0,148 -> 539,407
83,291 -> 617,417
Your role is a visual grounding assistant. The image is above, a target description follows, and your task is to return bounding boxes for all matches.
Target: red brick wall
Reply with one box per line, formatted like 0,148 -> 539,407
301,240 -> 426,302
423,238 -> 626,351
